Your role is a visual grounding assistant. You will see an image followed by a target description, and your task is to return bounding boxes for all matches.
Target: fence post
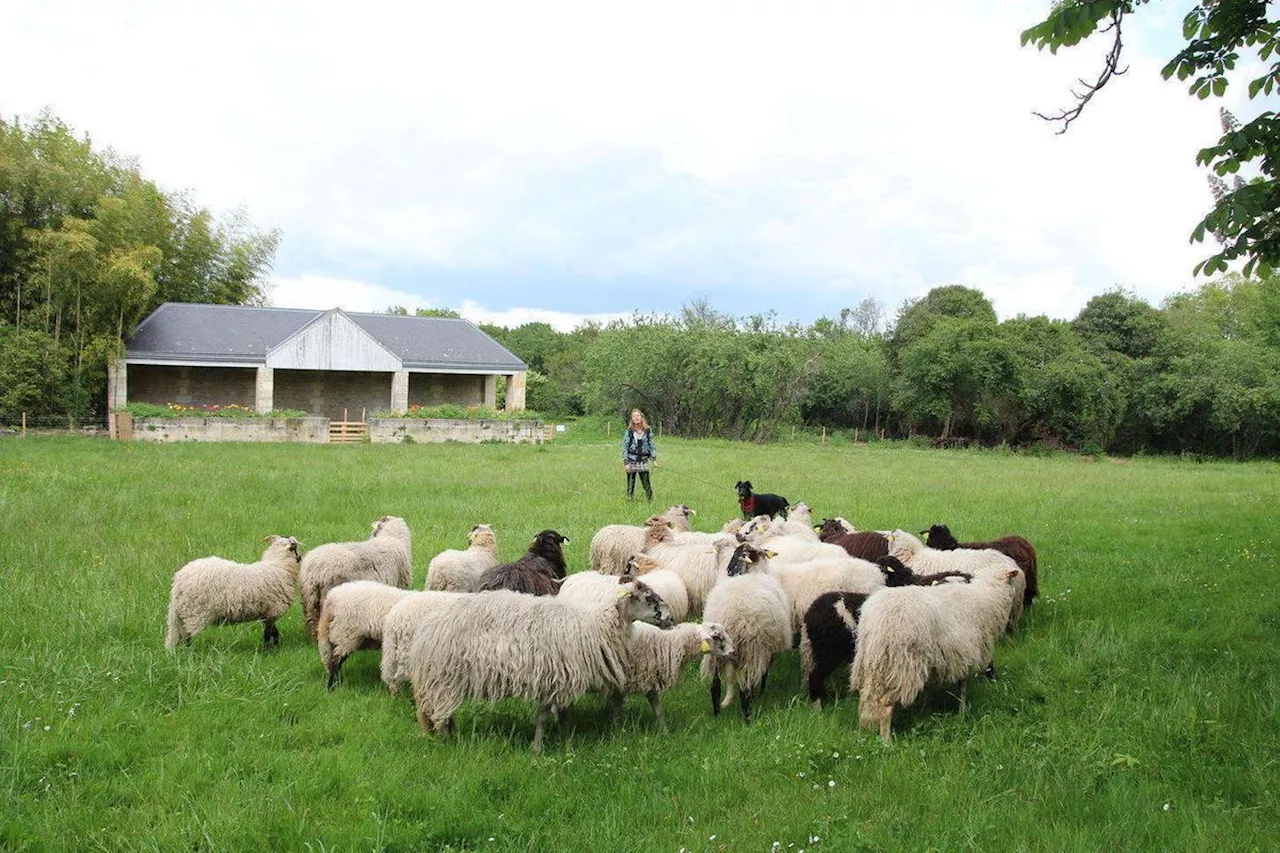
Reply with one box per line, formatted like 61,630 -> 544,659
822,426 -> 828,445
361,408 -> 366,423
21,412 -> 27,438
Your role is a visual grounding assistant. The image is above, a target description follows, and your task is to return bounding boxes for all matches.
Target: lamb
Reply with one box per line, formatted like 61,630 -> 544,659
407,582 -> 674,753
799,590 -> 871,706
589,505 -> 696,574
476,530 -> 569,596
885,529 -> 1025,632
165,535 -> 301,649
817,519 -> 890,562
612,621 -> 734,726
700,542 -> 792,723
299,516 -> 413,640
923,523 -> 1039,606
424,524 -> 499,592
379,590 -> 468,693
316,580 -> 416,689
849,566 -> 1023,742
622,553 -> 690,623
735,480 -> 789,519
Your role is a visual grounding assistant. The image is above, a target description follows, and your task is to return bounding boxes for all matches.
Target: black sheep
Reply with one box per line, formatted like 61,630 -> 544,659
817,519 -> 890,562
799,590 -> 870,705
476,530 -> 569,596
734,480 -> 789,520
875,555 -> 973,587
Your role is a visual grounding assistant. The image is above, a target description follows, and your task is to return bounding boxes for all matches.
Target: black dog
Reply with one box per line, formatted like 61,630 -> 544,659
734,480 -> 789,520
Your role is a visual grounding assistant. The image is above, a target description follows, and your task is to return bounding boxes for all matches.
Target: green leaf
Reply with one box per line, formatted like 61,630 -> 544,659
1250,78 -> 1265,98
1213,77 -> 1228,97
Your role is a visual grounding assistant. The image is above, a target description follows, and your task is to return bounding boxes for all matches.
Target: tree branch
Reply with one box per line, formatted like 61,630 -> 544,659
1033,9 -> 1129,134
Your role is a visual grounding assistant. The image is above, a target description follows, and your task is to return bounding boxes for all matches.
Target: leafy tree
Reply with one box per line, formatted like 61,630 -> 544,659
1022,0 -> 1280,277
1072,288 -> 1164,359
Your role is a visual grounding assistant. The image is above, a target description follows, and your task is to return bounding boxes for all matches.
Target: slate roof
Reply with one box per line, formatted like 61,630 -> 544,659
126,303 -> 527,372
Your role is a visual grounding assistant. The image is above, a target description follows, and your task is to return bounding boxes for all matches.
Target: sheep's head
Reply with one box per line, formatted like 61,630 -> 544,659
468,523 -> 495,545
529,529 -> 569,555
642,515 -> 675,546
624,579 -> 675,629
263,535 -> 302,563
922,524 -> 960,550
876,555 -> 912,587
696,623 -> 735,659
720,518 -> 744,536
724,542 -> 774,577
625,553 -> 662,576
370,516 -> 408,539
816,518 -> 847,541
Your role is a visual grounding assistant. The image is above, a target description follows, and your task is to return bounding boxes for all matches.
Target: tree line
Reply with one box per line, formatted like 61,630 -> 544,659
483,280 -> 1280,460
0,111 -> 278,423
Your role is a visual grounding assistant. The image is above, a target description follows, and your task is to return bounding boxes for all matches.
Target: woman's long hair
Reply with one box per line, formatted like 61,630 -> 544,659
628,409 -> 651,432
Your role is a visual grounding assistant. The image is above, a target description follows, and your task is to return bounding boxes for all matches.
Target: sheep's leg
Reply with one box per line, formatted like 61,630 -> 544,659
983,661 -> 997,682
710,671 -> 723,717
758,662 -> 771,698
647,691 -> 666,729
325,655 -> 345,690
808,654 -> 838,707
877,702 -> 894,743
264,620 -> 281,648
607,691 -> 625,721
532,705 -> 553,755
444,716 -> 456,736
740,687 -> 753,724
416,703 -> 432,734
958,679 -> 968,719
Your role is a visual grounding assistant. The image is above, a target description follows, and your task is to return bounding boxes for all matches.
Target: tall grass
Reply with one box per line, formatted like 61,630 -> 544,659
1,436 -> 1276,851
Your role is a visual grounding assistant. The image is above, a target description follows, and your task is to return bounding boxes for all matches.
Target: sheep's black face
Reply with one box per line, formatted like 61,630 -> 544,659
631,581 -> 675,629
876,555 -> 910,586
725,543 -> 768,576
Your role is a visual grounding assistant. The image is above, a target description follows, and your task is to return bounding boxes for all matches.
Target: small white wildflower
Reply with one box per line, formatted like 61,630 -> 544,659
832,752 -> 839,759
709,835 -> 716,841
488,838 -> 495,843
1163,803 -> 1172,811
828,780 -> 836,788
773,843 -> 781,851
798,772 -> 805,778
811,836 -> 820,843
813,784 -> 820,790
43,725 -> 51,731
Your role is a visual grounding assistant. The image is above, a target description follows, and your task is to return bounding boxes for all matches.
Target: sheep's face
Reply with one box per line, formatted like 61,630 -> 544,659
666,504 -> 695,519
625,553 -> 661,575
530,530 -> 568,550
264,535 -> 303,563
697,623 -> 734,659
876,555 -> 910,587
627,580 -> 675,629
725,543 -> 771,576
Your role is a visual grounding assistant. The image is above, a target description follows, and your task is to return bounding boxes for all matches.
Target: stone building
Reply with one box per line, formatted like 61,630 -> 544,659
108,304 -> 528,419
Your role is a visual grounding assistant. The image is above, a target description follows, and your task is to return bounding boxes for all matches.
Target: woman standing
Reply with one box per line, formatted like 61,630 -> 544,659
622,409 -> 657,501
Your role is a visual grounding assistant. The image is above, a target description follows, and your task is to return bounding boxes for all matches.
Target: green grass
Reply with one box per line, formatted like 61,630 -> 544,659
1,436 -> 1277,852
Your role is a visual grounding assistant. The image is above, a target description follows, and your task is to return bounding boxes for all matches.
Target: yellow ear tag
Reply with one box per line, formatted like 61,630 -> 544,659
700,640 -> 712,653
617,589 -> 629,599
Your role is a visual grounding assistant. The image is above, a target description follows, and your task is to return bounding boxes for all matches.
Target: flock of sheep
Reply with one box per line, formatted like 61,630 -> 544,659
164,501 -> 1038,752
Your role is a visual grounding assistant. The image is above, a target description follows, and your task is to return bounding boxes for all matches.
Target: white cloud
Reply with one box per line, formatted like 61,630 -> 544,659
458,300 -> 628,333
266,275 -> 436,313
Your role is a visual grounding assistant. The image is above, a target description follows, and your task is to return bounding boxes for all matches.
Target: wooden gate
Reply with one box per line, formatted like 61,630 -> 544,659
330,409 -> 367,444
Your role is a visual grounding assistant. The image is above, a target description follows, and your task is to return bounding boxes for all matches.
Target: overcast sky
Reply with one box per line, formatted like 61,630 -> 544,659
5,1 -> 1267,330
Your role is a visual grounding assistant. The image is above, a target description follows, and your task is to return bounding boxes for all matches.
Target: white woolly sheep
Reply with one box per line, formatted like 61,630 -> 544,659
589,505 -> 696,574
424,524 -> 499,592
642,520 -> 740,615
379,590 -> 468,693
623,554 -> 691,623
165,535 -> 301,649
885,529 -> 1025,632
316,580 -> 417,689
762,503 -> 819,540
408,581 -> 674,754
849,565 -> 1023,742
299,516 -> 413,639
740,516 -> 852,565
611,621 -> 734,726
699,542 -> 792,723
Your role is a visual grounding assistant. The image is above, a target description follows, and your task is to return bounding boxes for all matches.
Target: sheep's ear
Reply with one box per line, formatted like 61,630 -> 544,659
263,535 -> 280,543
764,550 -> 777,560
1004,569 -> 1020,584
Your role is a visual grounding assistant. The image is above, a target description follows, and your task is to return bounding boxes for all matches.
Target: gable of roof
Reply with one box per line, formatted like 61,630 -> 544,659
266,309 -> 402,371
125,303 -> 527,372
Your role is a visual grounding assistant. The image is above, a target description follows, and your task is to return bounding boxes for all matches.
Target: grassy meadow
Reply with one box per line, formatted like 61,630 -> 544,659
0,432 -> 1277,852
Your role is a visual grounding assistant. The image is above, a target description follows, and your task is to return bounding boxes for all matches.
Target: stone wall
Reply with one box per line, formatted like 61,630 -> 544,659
408,373 -> 486,408
129,365 -> 257,408
273,370 -> 392,420
131,417 -> 331,443
368,418 -> 544,444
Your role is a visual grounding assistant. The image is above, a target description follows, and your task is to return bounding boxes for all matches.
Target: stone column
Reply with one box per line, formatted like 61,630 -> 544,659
107,359 -> 128,411
504,371 -> 527,411
483,375 -> 498,408
255,367 -> 274,414
391,370 -> 410,412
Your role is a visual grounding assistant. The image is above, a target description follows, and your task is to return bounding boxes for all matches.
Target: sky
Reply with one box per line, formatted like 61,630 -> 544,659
4,1 -> 1269,331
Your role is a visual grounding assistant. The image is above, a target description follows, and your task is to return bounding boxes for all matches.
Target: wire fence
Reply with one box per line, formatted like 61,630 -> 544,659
1,413 -> 110,437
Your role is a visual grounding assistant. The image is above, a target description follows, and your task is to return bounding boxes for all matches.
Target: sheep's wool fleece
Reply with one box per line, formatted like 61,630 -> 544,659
888,530 -> 1025,630
425,529 -> 498,592
699,573 -> 791,689
319,581 -> 415,653
409,591 -> 632,726
379,590 -> 468,691
559,571 -> 631,607
645,541 -> 719,614
590,507 -> 692,574
166,540 -> 297,646
624,622 -> 706,693
769,558 -> 883,633
300,518 -> 413,632
633,569 -> 690,623
849,568 -> 1020,719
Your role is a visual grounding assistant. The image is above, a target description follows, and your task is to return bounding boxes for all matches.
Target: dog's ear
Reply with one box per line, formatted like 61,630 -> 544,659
743,481 -> 752,490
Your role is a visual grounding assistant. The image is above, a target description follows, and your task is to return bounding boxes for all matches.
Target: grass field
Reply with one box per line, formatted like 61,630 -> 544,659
1,433 -> 1277,852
